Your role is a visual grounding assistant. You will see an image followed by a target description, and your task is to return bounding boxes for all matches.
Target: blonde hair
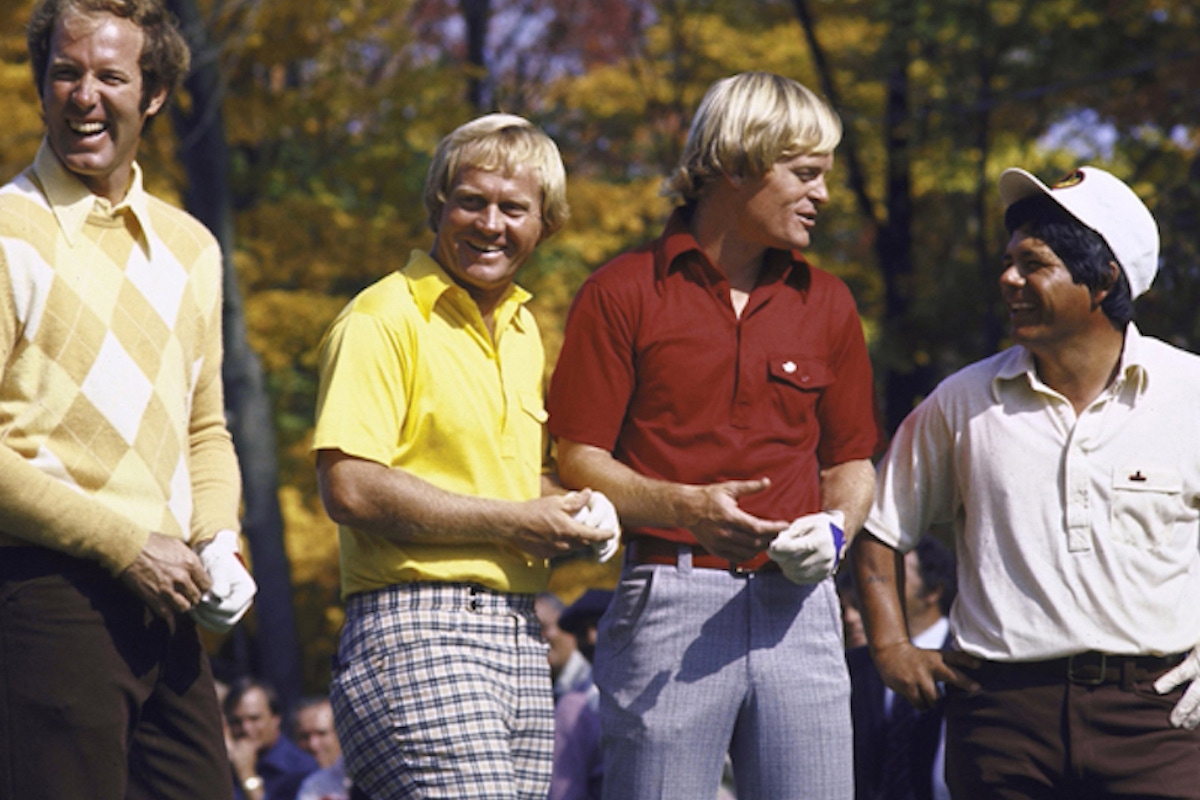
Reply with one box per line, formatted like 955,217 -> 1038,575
424,113 -> 569,237
663,72 -> 842,206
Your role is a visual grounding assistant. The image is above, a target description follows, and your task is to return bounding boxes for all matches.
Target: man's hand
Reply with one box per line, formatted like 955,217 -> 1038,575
1155,646 -> 1200,728
872,640 -> 981,711
572,490 -> 621,563
190,530 -> 257,633
687,479 -> 789,563
767,510 -> 846,584
225,733 -> 260,788
513,490 -> 616,560
119,532 -> 213,618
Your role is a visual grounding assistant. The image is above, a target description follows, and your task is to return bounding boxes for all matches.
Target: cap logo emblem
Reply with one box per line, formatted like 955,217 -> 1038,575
1052,170 -> 1085,189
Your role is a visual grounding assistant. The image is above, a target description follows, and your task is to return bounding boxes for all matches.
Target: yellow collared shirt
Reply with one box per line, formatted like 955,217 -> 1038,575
313,250 -> 550,597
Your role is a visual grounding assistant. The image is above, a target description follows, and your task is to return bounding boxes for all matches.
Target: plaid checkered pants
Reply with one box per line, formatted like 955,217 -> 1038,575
331,583 -> 554,800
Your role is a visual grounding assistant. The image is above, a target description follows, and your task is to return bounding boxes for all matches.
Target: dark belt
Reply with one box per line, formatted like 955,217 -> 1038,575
629,535 -> 779,575
973,651 -> 1186,686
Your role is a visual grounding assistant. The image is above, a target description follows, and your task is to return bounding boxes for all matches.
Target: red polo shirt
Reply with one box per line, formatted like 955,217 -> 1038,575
547,209 -> 880,545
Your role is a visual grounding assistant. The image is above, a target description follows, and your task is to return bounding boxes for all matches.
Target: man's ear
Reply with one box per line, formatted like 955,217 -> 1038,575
144,85 -> 168,118
1092,260 -> 1119,309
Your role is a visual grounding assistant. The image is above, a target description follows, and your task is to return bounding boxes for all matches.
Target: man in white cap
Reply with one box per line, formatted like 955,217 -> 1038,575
854,165 -> 1200,798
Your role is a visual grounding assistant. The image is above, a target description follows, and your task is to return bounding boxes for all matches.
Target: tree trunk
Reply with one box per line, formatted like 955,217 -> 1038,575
793,0 -> 932,433
461,0 -> 491,110
877,48 -> 935,433
167,0 -> 304,708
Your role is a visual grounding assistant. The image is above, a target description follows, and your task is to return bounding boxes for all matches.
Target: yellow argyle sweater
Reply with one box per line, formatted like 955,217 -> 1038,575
0,142 -> 241,575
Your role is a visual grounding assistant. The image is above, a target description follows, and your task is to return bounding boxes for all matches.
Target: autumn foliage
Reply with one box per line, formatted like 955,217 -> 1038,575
3,0 -> 1200,691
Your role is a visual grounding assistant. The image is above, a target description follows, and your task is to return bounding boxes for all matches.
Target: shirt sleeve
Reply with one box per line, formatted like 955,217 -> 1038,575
312,305 -> 410,467
0,445 -> 152,574
187,261 -> 242,545
0,241 -> 150,573
866,391 -> 956,553
546,276 -> 638,451
814,278 -> 883,467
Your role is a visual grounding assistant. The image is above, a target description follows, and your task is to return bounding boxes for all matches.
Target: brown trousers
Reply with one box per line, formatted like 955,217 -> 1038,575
0,547 -> 233,800
945,662 -> 1200,800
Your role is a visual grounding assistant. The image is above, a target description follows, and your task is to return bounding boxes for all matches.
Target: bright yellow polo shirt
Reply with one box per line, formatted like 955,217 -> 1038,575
313,250 -> 550,597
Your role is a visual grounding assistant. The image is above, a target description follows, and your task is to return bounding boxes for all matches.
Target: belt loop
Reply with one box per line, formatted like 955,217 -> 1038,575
676,543 -> 693,574
1121,658 -> 1136,691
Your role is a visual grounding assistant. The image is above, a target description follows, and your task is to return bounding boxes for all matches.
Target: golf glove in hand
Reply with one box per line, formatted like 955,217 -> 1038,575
573,491 -> 621,563
768,510 -> 846,585
1155,645 -> 1200,729
190,530 -> 257,633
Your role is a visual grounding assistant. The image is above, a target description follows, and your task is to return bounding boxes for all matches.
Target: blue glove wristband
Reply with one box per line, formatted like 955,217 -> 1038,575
830,521 -> 846,572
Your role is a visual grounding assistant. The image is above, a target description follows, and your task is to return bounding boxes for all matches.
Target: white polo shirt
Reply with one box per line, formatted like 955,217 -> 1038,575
867,325 -> 1200,661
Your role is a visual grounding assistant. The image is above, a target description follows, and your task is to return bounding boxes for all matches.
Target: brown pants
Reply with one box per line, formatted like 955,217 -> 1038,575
0,547 -> 234,800
945,663 -> 1200,800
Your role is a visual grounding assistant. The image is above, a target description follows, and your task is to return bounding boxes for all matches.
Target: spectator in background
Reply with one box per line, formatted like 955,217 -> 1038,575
292,696 -> 351,800
538,592 -> 593,701
550,589 -> 613,800
292,696 -> 342,770
225,677 -> 318,800
848,537 -> 955,800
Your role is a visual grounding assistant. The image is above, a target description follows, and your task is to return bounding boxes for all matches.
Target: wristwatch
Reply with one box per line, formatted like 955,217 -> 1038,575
243,775 -> 264,793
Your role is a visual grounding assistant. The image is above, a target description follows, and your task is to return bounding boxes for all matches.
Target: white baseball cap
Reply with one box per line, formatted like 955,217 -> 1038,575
999,166 -> 1160,298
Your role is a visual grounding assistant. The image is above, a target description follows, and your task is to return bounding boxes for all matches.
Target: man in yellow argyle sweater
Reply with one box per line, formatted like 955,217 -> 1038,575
0,2 -> 255,798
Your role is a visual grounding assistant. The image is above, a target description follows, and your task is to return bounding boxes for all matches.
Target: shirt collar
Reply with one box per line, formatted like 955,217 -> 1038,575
404,249 -> 531,331
32,138 -> 155,254
991,322 -> 1150,400
1114,322 -> 1151,393
653,207 -> 707,281
653,206 -> 808,289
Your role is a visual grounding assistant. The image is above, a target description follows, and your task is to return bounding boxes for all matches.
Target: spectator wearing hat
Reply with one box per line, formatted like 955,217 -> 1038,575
549,589 -> 613,800
855,165 -> 1200,799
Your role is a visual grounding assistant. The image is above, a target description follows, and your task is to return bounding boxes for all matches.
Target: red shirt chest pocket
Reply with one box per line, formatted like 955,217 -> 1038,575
765,356 -> 833,428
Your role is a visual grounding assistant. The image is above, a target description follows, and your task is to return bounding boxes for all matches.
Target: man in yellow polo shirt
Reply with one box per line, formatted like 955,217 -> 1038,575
312,113 -> 619,800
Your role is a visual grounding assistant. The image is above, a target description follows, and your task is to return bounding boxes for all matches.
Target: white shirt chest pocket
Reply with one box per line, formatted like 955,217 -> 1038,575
1109,466 -> 1185,550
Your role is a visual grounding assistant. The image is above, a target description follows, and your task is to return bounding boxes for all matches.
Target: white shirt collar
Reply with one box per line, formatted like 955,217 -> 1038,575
32,138 -> 155,255
991,322 -> 1150,402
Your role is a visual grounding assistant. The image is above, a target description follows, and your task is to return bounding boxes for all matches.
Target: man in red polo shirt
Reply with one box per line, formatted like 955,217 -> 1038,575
547,71 -> 879,800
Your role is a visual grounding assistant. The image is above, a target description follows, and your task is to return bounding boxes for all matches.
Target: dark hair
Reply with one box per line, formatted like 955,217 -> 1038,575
914,536 -> 957,618
1005,194 -> 1134,327
27,0 -> 191,112
224,676 -> 282,719
288,695 -> 332,735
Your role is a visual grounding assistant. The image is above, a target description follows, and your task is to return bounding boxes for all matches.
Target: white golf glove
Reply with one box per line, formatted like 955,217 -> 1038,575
1155,645 -> 1200,728
767,510 -> 847,585
190,529 -> 257,633
572,491 -> 622,563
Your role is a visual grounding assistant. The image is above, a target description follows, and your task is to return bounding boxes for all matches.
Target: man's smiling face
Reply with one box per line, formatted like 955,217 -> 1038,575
41,10 -> 165,203
432,164 -> 545,314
